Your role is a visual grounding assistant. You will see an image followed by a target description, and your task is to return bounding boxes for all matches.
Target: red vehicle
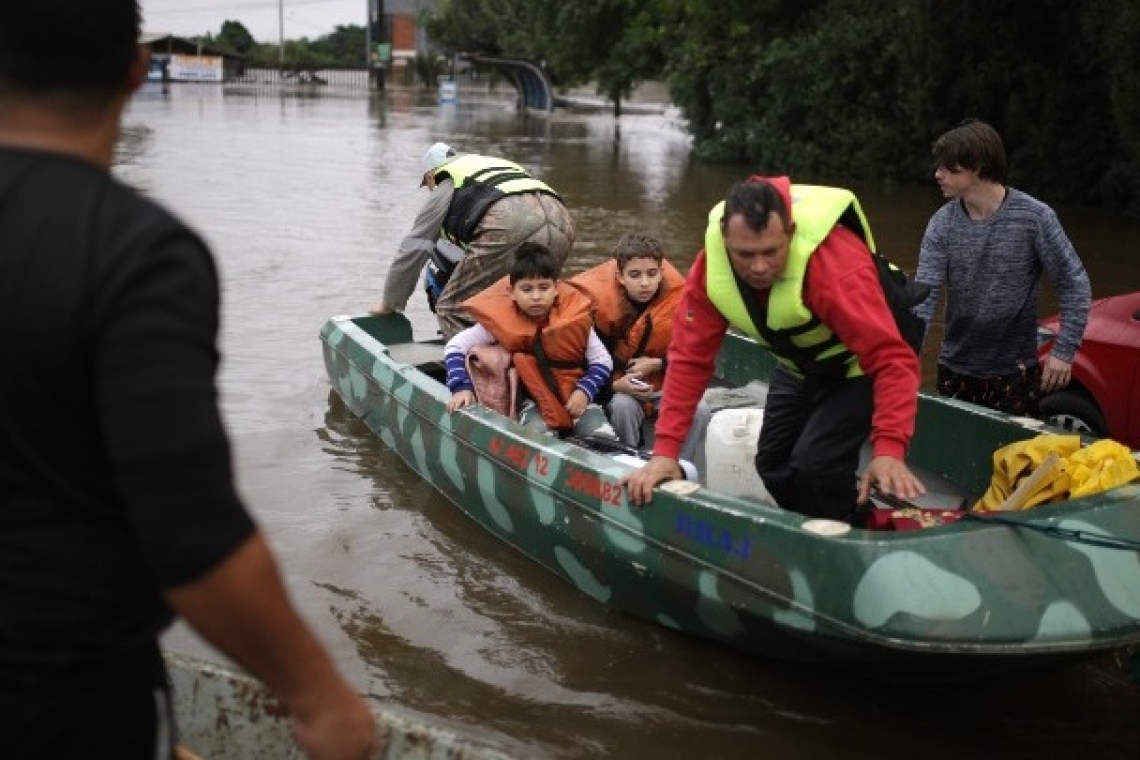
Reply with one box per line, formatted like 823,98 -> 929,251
1037,290 -> 1140,448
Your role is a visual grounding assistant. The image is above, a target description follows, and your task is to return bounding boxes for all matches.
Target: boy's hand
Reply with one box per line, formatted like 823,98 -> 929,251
625,356 -> 662,378
447,390 -> 475,412
566,389 -> 589,418
616,375 -> 655,401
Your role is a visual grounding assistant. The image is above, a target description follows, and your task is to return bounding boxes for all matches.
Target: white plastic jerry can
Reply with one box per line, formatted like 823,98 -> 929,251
704,408 -> 773,502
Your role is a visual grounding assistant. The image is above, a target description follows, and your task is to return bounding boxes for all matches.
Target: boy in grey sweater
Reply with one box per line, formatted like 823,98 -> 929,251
914,119 -> 1091,416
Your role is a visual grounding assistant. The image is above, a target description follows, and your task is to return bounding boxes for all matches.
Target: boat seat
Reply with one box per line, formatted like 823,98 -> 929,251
857,442 -> 974,512
386,342 -> 446,369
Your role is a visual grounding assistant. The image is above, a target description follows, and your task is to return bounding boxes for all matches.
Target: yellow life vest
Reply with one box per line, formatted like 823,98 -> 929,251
434,154 -> 559,246
704,184 -> 876,379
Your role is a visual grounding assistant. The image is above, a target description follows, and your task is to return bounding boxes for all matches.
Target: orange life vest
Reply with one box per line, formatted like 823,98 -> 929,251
570,259 -> 685,391
463,278 -> 595,431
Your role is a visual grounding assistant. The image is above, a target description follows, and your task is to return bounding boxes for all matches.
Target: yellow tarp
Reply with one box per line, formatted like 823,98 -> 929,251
975,434 -> 1140,511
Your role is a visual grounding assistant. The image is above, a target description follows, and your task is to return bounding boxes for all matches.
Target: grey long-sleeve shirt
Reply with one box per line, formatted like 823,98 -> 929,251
914,188 -> 1091,376
380,179 -> 455,309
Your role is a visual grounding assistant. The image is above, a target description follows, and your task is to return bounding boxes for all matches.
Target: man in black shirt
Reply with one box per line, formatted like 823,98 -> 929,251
0,2 -> 375,757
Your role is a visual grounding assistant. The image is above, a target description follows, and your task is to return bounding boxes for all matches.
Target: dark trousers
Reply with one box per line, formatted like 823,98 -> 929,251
0,642 -> 174,759
755,368 -> 873,524
936,361 -> 1043,417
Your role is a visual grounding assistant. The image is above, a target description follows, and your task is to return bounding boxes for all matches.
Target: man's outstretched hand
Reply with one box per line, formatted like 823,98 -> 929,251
622,455 -> 683,506
858,455 -> 926,505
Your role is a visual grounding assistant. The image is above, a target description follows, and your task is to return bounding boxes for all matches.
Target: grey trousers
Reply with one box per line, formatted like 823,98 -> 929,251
606,392 -> 711,463
519,400 -> 617,439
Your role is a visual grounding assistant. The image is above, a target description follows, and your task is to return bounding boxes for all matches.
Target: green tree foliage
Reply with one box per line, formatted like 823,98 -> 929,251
221,23 -> 366,68
420,0 -> 507,55
1081,0 -> 1140,208
659,0 -> 1140,209
424,0 -> 665,114
216,20 -> 255,55
309,25 -> 367,67
395,2 -> 1140,209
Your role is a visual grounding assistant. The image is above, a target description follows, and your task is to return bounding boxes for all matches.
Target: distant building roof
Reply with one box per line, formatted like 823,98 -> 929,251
141,33 -> 239,59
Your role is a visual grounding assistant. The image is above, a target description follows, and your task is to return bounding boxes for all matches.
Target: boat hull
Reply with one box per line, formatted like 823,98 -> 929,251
322,313 -> 1140,681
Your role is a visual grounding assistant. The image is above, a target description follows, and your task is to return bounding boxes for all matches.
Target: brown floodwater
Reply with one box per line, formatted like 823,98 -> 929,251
122,81 -> 1140,759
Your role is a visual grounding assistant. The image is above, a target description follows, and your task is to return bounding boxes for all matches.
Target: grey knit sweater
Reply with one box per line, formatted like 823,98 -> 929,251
914,188 -> 1091,376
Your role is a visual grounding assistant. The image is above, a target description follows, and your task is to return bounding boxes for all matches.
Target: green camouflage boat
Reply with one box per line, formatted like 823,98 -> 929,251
321,312 -> 1140,681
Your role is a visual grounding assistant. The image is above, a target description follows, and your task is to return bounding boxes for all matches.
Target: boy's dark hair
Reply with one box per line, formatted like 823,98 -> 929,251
508,242 -> 561,284
612,233 -> 665,270
932,119 -> 1007,183
0,0 -> 141,102
721,179 -> 793,234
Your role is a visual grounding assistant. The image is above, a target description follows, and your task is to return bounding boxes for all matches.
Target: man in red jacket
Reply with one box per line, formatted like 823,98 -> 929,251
624,177 -> 924,524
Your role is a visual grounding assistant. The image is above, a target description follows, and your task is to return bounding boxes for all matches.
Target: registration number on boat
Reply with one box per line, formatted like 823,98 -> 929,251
488,436 -> 544,472
674,512 -> 752,560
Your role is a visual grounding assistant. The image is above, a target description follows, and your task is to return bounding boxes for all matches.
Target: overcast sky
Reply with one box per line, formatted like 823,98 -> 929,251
142,0 -> 367,43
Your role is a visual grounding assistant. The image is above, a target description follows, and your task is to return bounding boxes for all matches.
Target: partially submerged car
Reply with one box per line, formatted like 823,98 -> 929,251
1037,290 -> 1140,448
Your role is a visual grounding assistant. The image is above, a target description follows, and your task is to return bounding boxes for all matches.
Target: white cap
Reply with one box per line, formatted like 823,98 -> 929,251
419,142 -> 456,185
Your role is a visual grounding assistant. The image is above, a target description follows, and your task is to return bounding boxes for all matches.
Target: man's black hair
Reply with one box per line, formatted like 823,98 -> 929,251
721,179 -> 793,234
0,0 -> 141,99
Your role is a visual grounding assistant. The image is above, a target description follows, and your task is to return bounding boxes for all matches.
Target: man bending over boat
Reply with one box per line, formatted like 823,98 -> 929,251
0,3 -> 375,757
571,232 -> 711,463
372,142 -> 576,341
624,177 -> 925,524
444,242 -> 617,439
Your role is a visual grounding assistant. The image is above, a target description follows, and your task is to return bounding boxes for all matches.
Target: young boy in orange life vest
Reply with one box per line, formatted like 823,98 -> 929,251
571,234 -> 711,463
444,242 -> 618,439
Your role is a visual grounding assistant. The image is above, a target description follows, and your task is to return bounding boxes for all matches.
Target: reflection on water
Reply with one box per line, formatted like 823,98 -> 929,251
130,86 -> 1140,759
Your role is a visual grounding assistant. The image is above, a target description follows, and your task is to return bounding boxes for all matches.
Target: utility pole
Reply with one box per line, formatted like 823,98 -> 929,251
278,0 -> 284,64
369,0 -> 388,91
